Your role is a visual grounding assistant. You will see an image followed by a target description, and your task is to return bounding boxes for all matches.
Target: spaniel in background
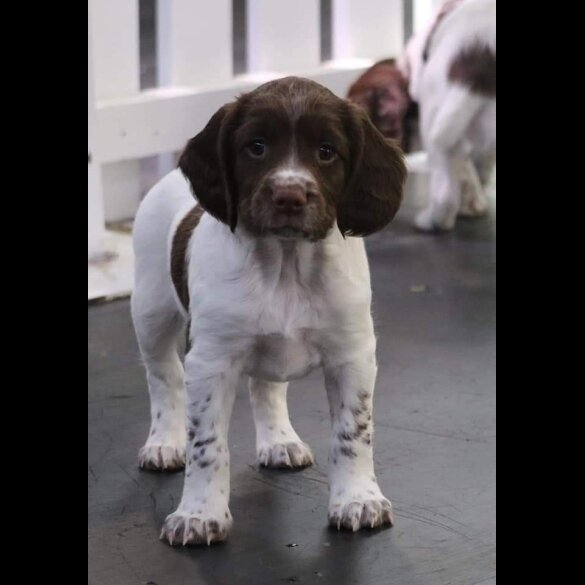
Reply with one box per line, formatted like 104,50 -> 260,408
347,59 -> 419,153
399,0 -> 496,231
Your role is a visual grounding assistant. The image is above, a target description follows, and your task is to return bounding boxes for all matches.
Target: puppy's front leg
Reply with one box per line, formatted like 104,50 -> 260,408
160,345 -> 242,546
324,354 -> 394,532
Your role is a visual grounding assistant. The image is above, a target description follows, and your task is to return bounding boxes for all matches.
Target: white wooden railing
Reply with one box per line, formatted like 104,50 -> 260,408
87,0 -> 423,260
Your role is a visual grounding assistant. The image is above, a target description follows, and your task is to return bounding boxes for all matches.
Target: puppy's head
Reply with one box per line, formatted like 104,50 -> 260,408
179,76 -> 406,240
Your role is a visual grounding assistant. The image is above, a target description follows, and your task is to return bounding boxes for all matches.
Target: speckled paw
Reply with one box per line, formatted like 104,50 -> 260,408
138,445 -> 185,471
258,441 -> 314,468
328,498 -> 394,532
160,510 -> 232,546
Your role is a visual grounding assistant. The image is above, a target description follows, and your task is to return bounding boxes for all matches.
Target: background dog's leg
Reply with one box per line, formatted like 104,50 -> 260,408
415,151 -> 463,231
132,294 -> 187,472
415,85 -> 486,231
475,151 -> 496,187
249,379 -> 314,469
160,349 -> 241,545
324,356 -> 393,531
459,158 -> 488,218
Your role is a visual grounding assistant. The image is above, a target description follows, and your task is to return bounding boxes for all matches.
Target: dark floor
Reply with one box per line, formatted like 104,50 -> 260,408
88,204 -> 496,585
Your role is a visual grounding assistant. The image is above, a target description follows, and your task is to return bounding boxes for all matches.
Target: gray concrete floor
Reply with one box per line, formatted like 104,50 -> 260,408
88,204 -> 496,585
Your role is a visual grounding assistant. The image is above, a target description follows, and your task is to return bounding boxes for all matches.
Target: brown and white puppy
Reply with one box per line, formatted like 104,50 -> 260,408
131,77 -> 406,545
347,59 -> 417,152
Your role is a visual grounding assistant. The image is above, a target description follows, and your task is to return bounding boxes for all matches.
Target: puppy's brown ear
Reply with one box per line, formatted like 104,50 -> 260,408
178,103 -> 240,230
338,102 -> 407,237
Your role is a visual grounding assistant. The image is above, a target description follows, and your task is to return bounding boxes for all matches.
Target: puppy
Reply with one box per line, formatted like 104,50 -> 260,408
131,77 -> 406,545
347,59 -> 418,152
400,0 -> 496,231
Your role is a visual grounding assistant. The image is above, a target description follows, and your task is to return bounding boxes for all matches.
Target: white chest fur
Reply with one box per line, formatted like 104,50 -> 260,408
185,215 -> 374,378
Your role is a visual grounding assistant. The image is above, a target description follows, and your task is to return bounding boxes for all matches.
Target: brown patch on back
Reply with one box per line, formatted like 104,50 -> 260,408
171,205 -> 203,311
449,44 -> 496,97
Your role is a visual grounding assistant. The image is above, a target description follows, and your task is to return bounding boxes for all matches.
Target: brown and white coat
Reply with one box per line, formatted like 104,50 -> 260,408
131,77 -> 406,545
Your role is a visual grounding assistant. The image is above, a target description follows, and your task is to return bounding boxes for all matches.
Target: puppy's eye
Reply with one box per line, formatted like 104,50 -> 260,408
247,139 -> 266,158
318,143 -> 337,162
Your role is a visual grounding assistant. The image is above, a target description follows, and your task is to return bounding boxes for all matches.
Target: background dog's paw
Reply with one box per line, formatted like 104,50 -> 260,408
161,510 -> 232,546
138,444 -> 185,471
328,497 -> 394,532
258,441 -> 314,469
458,195 -> 488,218
414,208 -> 439,232
414,208 -> 456,232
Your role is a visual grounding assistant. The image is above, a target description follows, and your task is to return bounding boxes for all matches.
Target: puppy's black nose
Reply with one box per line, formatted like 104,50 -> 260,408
273,187 -> 307,213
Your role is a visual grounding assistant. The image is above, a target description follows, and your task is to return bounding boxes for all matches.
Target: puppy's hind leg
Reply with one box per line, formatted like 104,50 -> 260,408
249,378 -> 314,469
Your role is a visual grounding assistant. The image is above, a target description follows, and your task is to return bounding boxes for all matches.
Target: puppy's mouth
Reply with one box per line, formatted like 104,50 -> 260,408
267,226 -> 310,239
264,208 -> 313,239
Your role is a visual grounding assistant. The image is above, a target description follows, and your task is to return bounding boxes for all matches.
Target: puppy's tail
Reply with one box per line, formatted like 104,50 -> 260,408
427,85 -> 485,152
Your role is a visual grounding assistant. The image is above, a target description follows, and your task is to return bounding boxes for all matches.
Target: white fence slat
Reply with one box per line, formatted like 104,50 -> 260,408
88,6 -> 105,259
248,0 -> 320,73
90,0 -> 140,99
158,0 -> 233,87
332,0 -> 404,61
90,0 -> 142,223
88,161 -> 105,259
100,162 -> 144,222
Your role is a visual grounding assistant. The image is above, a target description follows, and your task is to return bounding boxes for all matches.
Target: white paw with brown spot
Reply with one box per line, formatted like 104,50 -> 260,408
161,508 -> 233,546
328,493 -> 394,531
138,444 -> 185,471
258,441 -> 314,468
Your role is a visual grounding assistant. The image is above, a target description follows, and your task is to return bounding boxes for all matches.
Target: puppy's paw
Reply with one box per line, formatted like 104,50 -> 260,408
161,509 -> 232,546
258,441 -> 314,469
138,444 -> 185,471
328,494 -> 394,532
